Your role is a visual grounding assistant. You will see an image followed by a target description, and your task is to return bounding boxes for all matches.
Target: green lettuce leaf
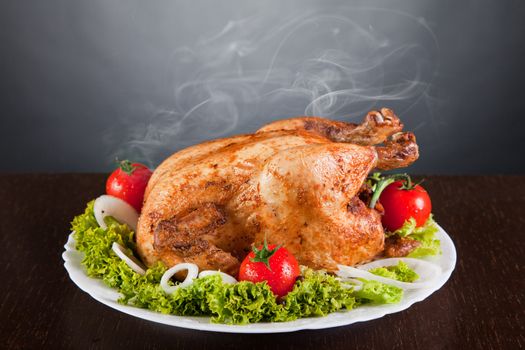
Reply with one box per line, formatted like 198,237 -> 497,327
72,201 -> 137,287
354,280 -> 403,304
392,215 -> 437,239
388,215 -> 441,258
369,261 -> 419,282
392,217 -> 418,238
277,268 -> 356,321
407,239 -> 441,258
208,279 -> 283,324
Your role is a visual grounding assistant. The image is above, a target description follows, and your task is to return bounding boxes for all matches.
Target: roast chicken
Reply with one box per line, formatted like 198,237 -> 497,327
136,108 -> 419,275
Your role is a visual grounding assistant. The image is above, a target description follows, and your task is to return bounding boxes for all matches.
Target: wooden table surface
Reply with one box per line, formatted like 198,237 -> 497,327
0,174 -> 523,349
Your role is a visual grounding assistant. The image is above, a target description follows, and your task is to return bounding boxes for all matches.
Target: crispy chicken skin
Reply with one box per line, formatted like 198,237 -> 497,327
136,108 -> 419,275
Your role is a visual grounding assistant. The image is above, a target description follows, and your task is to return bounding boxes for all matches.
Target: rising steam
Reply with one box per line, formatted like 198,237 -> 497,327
111,8 -> 439,168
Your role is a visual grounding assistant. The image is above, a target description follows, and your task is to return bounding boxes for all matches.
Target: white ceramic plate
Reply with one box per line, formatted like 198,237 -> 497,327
62,225 -> 456,333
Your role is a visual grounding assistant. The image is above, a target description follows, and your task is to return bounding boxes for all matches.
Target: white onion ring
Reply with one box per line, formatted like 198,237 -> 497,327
336,277 -> 363,291
160,263 -> 199,294
198,270 -> 237,284
336,258 -> 441,290
94,195 -> 138,232
111,242 -> 146,275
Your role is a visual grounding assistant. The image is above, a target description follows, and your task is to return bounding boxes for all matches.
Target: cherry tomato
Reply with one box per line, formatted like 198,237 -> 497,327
238,242 -> 300,298
106,160 -> 153,213
378,180 -> 432,232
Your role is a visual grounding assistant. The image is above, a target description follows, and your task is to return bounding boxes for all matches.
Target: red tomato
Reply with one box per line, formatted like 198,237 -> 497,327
238,243 -> 300,298
106,160 -> 153,212
378,180 -> 432,232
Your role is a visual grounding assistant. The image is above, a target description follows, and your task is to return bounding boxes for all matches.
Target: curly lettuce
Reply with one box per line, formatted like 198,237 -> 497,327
369,261 -> 419,282
72,201 -> 138,287
354,280 -> 403,304
209,279 -> 284,324
277,268 -> 356,321
71,201 -> 405,324
389,215 -> 441,258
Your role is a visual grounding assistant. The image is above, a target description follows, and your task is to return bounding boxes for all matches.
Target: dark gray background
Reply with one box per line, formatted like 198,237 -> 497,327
1,0 -> 524,174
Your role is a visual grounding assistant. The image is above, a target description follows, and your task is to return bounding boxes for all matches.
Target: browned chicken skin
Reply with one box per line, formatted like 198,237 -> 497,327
136,108 -> 419,275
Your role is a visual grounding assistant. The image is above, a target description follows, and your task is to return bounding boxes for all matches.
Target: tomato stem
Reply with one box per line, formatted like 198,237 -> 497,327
367,173 -> 413,208
250,238 -> 281,271
116,158 -> 136,176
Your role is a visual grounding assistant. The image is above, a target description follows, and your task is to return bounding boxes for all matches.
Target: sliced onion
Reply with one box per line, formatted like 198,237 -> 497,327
198,270 -> 237,284
160,263 -> 199,294
111,242 -> 146,275
336,277 -> 363,291
336,257 -> 441,290
94,195 -> 138,232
